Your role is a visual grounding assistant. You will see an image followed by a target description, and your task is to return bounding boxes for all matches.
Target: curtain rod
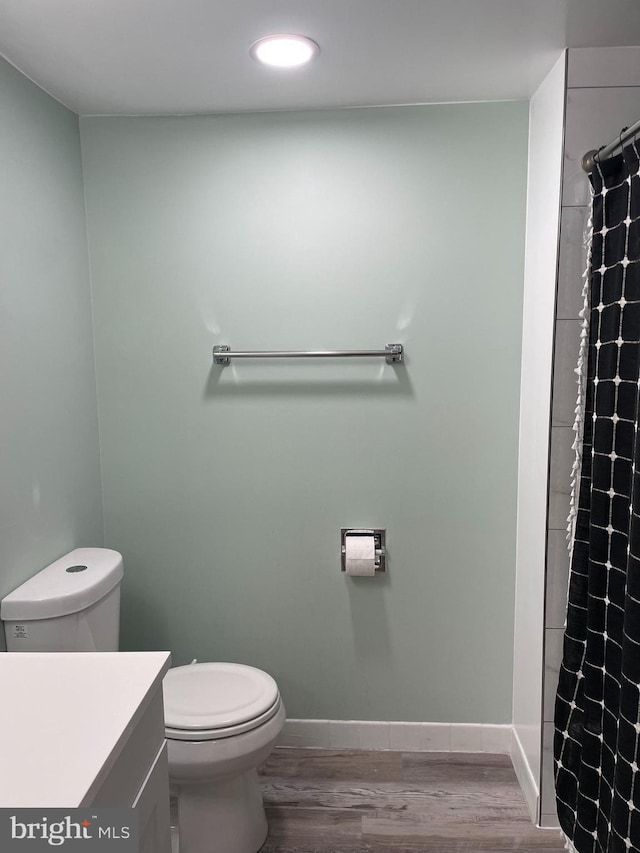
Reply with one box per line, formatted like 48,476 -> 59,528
582,117 -> 640,173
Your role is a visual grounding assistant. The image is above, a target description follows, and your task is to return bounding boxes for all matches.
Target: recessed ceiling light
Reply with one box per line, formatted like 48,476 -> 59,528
249,34 -> 319,68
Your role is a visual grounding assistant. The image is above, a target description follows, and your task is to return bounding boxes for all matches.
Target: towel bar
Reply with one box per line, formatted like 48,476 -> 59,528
213,344 -> 404,366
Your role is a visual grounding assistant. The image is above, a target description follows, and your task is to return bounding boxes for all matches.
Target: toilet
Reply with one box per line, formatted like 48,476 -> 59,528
164,661 -> 285,853
0,547 -> 285,853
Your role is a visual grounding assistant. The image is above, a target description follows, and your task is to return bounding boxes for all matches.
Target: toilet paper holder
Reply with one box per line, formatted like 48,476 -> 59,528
341,528 -> 386,573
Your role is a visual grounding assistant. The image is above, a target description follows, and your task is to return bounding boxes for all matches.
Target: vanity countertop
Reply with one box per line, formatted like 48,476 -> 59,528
0,651 -> 171,807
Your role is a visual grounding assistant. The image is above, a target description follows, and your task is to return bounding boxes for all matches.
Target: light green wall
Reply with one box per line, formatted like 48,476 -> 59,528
81,103 -> 528,722
0,57 -> 103,650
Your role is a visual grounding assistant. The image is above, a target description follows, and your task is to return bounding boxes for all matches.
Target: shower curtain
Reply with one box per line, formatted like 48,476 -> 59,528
555,142 -> 640,852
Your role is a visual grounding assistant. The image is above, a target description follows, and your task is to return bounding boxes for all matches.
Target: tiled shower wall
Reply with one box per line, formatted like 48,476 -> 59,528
540,47 -> 640,828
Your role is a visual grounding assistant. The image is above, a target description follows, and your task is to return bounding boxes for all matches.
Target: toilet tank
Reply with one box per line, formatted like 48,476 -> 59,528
1,548 -> 123,652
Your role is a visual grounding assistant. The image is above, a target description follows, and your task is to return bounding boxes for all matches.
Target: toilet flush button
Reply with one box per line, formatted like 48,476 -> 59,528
66,565 -> 88,573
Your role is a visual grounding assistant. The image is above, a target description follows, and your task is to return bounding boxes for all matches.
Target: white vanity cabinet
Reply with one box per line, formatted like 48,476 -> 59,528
0,651 -> 172,853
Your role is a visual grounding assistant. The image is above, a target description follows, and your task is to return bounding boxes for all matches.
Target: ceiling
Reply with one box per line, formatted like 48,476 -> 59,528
1,0 -> 640,115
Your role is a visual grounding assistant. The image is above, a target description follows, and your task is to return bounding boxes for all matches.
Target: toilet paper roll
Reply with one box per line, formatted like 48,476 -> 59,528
344,534 -> 376,576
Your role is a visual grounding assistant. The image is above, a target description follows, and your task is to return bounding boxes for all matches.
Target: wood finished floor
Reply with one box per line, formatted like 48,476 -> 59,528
258,748 -> 565,853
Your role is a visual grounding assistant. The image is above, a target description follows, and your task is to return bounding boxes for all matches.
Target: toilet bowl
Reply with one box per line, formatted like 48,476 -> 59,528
163,661 -> 286,853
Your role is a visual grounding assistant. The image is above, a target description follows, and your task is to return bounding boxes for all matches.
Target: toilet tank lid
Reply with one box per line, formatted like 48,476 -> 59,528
0,548 -> 124,621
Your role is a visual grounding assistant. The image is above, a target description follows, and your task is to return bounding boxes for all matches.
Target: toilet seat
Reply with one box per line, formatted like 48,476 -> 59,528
163,661 -> 281,741
165,696 -> 281,741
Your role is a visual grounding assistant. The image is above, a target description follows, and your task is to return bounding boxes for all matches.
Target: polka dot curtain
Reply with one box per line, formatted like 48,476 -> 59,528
555,143 -> 640,852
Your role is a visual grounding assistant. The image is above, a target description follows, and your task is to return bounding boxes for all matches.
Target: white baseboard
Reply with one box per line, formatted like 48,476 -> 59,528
510,726 -> 539,822
277,719 -> 512,753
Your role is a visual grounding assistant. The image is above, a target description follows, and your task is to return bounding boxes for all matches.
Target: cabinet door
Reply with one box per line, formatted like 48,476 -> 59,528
133,742 -> 171,853
89,692 -> 166,807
